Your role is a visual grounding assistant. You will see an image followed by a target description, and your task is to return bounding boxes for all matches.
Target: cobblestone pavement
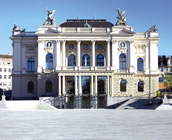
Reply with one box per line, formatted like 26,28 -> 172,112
0,110 -> 172,140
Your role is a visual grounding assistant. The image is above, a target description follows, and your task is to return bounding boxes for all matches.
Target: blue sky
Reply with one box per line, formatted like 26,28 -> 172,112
0,0 -> 171,55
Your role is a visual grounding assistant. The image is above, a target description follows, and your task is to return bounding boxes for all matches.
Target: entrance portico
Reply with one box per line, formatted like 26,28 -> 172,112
58,73 -> 111,109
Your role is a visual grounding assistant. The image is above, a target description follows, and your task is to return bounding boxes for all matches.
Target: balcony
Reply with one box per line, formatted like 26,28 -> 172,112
118,69 -> 128,73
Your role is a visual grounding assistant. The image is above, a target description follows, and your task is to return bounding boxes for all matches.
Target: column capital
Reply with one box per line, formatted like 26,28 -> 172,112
56,40 -> 60,43
91,40 -> 96,43
77,40 -> 81,43
60,40 -> 66,43
112,40 -> 117,43
106,40 -> 111,43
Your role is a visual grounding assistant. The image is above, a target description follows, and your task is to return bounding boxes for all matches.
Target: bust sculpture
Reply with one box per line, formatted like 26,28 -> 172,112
44,10 -> 56,25
116,8 -> 127,26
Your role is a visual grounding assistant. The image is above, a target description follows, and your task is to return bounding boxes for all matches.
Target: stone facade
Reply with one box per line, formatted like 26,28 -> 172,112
11,10 -> 160,108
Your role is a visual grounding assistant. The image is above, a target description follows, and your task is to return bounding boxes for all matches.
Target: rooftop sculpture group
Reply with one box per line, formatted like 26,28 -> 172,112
12,24 -> 25,33
116,8 -> 127,26
44,10 -> 56,25
147,25 -> 158,32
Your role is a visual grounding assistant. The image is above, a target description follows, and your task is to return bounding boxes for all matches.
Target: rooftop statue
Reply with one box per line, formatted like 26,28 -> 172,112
12,24 -> 25,33
116,8 -> 127,26
147,25 -> 158,32
44,10 -> 56,25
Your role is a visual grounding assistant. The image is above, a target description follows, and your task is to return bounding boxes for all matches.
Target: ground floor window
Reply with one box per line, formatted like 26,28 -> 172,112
120,79 -> 127,92
45,80 -> 52,92
97,76 -> 107,95
28,81 -> 34,93
138,80 -> 144,92
81,76 -> 91,95
65,76 -> 75,95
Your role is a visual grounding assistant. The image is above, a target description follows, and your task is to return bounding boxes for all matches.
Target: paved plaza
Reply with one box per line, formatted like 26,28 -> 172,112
0,109 -> 172,140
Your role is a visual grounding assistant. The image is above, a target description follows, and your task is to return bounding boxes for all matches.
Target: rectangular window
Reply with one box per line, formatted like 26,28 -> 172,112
4,75 -> 6,79
170,68 -> 172,72
0,68 -> 2,72
4,68 -> 6,72
8,68 -> 11,72
0,75 -> 2,79
8,75 -> 11,79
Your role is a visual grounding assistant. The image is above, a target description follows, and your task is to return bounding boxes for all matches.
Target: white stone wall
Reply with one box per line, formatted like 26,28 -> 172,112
112,74 -> 159,97
11,23 -> 160,99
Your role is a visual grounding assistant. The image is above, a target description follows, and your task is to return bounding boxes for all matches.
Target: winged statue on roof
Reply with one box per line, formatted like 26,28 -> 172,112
116,8 -> 127,26
44,10 -> 56,25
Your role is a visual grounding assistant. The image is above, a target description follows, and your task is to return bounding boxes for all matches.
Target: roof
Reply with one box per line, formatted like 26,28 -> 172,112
60,19 -> 114,28
0,55 -> 13,59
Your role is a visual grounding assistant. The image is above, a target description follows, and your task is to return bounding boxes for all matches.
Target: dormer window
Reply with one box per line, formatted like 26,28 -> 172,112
84,22 -> 91,28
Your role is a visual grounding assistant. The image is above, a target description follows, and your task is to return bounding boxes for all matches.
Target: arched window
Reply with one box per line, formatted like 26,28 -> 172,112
82,54 -> 90,66
68,54 -> 76,66
137,58 -> 144,71
119,53 -> 126,69
120,79 -> 127,92
138,80 -> 144,92
96,54 -> 104,66
45,80 -> 52,92
46,53 -> 53,70
28,81 -> 34,93
28,57 -> 35,72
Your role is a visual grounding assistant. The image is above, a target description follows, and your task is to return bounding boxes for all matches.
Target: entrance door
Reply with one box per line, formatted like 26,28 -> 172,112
81,76 -> 91,108
65,76 -> 75,109
97,76 -> 107,108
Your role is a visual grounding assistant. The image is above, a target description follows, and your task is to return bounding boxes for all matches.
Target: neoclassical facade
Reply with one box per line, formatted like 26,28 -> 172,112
11,10 -> 160,108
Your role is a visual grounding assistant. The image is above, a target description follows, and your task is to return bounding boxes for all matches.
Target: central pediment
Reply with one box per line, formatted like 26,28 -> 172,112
110,26 -> 135,36
36,27 -> 61,35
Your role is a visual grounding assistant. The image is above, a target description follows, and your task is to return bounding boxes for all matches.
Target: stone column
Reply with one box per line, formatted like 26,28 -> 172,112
58,76 -> 61,96
62,41 -> 66,70
75,76 -> 78,96
95,75 -> 98,108
129,41 -> 135,73
91,75 -> 94,108
37,40 -> 44,73
79,76 -> 82,108
62,76 -> 66,108
107,76 -> 110,96
111,76 -> 114,96
77,41 -> 81,69
112,40 -> 118,71
74,76 -> 79,108
56,40 -> 61,70
91,41 -> 96,70
106,41 -> 110,70
146,46 -> 149,74
58,76 -> 62,108
91,76 -> 94,96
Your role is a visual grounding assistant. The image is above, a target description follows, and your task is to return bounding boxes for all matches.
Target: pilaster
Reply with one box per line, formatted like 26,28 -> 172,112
62,41 -> 66,70
77,41 -> 81,69
91,40 -> 96,70
106,41 -> 110,70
